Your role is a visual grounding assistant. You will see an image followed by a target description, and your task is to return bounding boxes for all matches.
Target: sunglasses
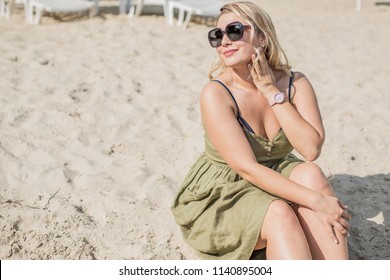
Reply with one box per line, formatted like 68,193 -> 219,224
208,21 -> 251,48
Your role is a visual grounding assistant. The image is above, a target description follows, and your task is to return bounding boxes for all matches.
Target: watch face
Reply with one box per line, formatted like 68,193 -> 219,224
275,92 -> 285,103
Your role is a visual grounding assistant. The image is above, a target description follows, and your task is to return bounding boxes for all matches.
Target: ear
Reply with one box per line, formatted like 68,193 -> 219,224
259,35 -> 267,48
253,32 -> 266,49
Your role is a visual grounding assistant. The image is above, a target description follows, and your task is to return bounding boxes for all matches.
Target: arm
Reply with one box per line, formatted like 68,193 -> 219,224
251,49 -> 325,161
265,74 -> 325,161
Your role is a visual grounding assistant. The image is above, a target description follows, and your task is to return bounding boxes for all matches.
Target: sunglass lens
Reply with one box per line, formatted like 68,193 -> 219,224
226,23 -> 243,41
208,28 -> 223,47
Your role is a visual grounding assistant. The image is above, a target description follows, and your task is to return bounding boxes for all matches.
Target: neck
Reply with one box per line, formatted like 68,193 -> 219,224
231,65 -> 257,89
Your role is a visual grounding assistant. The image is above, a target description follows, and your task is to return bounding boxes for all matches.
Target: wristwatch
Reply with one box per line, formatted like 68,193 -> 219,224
268,92 -> 287,106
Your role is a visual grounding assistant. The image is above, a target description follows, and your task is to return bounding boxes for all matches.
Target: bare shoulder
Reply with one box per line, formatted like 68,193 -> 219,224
200,80 -> 236,112
293,71 -> 310,84
291,71 -> 318,105
201,80 -> 226,100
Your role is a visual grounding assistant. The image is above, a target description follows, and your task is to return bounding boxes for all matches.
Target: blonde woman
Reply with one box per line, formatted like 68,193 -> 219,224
171,1 -> 350,260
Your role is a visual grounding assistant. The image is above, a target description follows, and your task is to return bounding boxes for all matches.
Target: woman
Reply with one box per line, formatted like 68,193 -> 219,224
171,1 -> 350,260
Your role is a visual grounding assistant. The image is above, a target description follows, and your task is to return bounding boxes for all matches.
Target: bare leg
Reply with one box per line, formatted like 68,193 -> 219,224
289,162 -> 349,260
255,200 -> 312,259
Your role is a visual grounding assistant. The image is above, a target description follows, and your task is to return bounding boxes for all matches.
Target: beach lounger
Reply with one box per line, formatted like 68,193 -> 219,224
167,0 -> 222,28
0,0 -> 25,19
25,0 -> 96,24
93,0 -> 129,15
127,0 -> 168,19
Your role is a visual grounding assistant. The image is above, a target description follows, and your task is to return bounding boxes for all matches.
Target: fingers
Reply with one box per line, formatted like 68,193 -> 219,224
248,47 -> 275,93
326,224 -> 339,244
328,220 -> 349,244
256,47 -> 269,70
251,47 -> 266,72
337,216 -> 350,231
339,202 -> 352,220
342,209 -> 352,220
333,220 -> 349,236
331,211 -> 351,241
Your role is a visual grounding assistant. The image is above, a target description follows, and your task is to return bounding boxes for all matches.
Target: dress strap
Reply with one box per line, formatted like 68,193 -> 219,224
288,71 -> 295,103
211,80 -> 255,134
212,80 -> 240,112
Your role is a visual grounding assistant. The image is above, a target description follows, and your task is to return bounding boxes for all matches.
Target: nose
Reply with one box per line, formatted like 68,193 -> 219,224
221,33 -> 232,47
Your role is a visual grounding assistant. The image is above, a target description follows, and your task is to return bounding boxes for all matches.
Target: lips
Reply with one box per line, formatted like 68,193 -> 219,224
223,49 -> 238,57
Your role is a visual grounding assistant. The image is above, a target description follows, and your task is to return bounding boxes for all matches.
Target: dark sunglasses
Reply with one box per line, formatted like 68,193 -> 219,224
208,21 -> 251,48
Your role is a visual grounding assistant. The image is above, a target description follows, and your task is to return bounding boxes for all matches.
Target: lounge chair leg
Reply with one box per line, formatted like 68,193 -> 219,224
356,0 -> 362,11
24,0 -> 32,23
177,8 -> 184,26
167,1 -> 174,25
120,0 -> 130,14
94,0 -> 99,15
182,10 -> 192,29
135,0 -> 143,16
128,5 -> 135,17
163,0 -> 169,24
33,6 -> 43,24
128,0 -> 143,18
0,0 -> 5,18
25,0 -> 34,23
4,0 -> 13,19
89,6 -> 96,18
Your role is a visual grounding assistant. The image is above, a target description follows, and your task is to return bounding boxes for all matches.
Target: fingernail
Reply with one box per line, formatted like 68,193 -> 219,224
334,239 -> 339,244
347,233 -> 351,237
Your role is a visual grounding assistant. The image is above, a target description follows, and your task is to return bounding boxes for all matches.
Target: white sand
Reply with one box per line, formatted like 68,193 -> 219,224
0,0 -> 389,260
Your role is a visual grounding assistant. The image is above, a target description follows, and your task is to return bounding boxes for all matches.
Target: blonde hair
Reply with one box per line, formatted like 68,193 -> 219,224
208,1 -> 291,79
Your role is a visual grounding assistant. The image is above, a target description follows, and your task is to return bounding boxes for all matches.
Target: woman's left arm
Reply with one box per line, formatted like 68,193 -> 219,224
267,73 -> 325,161
251,49 -> 325,161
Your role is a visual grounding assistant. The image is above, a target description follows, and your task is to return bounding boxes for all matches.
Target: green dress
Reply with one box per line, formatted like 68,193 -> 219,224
171,74 -> 303,260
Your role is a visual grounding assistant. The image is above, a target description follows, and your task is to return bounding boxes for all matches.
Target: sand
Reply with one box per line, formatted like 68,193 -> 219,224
0,0 -> 389,260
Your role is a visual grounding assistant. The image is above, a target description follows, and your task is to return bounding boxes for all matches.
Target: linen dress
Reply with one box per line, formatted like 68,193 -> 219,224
171,73 -> 303,260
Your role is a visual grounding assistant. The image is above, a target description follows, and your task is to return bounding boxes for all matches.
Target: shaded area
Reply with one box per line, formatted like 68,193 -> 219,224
330,173 -> 390,260
375,1 -> 390,6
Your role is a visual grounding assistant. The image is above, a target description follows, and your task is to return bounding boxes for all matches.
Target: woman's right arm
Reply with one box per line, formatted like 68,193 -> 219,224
200,82 -> 350,243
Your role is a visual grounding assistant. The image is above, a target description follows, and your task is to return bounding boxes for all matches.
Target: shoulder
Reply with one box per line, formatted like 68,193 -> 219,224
291,71 -> 315,91
292,71 -> 311,85
200,80 -> 234,107
200,80 -> 237,117
290,71 -> 317,103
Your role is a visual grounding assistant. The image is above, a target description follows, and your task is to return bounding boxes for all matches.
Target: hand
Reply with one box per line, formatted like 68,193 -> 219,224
248,47 -> 277,95
314,195 -> 351,244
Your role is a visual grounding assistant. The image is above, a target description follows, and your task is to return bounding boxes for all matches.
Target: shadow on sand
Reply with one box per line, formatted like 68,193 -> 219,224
329,173 -> 390,260
375,1 -> 390,6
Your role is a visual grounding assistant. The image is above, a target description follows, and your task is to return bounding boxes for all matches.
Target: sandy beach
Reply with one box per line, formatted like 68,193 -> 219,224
0,0 -> 389,260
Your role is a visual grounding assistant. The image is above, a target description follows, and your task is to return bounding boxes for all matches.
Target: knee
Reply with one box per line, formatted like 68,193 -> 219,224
266,200 -> 299,230
259,200 -> 303,248
291,162 -> 334,195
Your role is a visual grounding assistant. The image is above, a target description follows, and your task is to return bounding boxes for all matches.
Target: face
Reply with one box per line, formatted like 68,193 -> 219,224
214,13 -> 257,68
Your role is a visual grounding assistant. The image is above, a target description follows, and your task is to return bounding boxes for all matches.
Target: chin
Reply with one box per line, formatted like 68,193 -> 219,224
221,54 -> 251,69
223,60 -> 247,68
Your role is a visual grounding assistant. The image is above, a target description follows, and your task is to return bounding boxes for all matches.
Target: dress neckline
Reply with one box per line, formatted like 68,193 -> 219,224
245,127 -> 284,142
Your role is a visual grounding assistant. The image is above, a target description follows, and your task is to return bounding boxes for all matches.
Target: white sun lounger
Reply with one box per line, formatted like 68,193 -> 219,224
25,0 -> 96,24
0,0 -> 26,19
167,0 -> 222,28
127,0 -> 168,19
